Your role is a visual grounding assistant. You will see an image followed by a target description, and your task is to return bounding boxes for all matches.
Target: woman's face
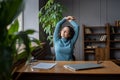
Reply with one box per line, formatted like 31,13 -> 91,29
60,26 -> 70,39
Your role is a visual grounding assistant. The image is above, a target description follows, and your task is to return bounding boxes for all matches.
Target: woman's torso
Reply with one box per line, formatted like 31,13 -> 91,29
54,38 -> 74,61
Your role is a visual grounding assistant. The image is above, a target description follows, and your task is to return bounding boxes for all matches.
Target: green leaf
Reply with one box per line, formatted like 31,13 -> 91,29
8,19 -> 19,35
31,37 -> 41,47
25,29 -> 36,34
17,31 -> 31,54
0,0 -> 25,27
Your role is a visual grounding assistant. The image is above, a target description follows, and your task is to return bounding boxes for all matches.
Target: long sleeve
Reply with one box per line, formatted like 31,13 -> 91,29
69,20 -> 79,45
53,18 -> 66,43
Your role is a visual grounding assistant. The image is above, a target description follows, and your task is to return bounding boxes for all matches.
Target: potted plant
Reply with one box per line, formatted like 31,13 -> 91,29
39,0 -> 65,45
0,0 -> 41,80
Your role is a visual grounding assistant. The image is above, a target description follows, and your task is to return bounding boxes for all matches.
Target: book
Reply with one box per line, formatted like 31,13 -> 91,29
64,62 -> 104,71
32,62 -> 57,69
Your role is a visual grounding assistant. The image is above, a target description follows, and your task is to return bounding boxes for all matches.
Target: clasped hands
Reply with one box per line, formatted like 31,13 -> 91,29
65,16 -> 75,21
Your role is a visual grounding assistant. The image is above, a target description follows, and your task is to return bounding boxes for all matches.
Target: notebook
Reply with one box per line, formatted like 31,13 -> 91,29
32,62 -> 57,69
64,62 -> 104,71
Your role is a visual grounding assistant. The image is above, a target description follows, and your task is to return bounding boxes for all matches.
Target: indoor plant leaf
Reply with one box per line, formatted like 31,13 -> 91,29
39,0 -> 65,45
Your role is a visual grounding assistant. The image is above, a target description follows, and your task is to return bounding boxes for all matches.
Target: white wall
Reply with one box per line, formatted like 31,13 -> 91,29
23,0 -> 39,39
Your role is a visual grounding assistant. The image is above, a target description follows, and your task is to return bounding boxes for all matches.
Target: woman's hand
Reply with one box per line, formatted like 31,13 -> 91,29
65,16 -> 75,20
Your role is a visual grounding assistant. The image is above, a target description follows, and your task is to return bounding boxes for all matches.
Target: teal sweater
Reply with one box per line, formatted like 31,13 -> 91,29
53,18 -> 79,61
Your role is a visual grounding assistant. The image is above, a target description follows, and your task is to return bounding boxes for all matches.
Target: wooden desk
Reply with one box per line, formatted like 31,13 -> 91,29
13,61 -> 120,80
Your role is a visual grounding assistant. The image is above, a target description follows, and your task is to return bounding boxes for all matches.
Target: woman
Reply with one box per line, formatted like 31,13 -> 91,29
53,16 -> 79,61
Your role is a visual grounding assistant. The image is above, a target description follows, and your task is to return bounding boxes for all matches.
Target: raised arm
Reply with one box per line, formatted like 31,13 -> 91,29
68,19 -> 79,44
53,18 -> 66,42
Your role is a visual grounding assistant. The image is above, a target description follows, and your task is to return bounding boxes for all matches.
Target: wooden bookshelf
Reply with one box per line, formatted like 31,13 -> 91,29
82,24 -> 110,60
83,24 -> 120,61
107,24 -> 120,60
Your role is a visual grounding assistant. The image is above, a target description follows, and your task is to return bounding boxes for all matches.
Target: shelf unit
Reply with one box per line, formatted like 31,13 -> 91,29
108,24 -> 120,60
82,24 -> 110,61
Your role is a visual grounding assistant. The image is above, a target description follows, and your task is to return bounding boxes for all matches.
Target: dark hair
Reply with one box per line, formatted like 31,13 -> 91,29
60,26 -> 75,39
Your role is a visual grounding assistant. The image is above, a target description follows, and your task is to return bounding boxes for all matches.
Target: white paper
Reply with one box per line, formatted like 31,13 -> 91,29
32,62 -> 57,69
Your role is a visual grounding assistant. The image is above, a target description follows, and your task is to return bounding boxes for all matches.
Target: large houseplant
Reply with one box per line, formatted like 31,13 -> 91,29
39,0 -> 65,45
0,0 -> 41,80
